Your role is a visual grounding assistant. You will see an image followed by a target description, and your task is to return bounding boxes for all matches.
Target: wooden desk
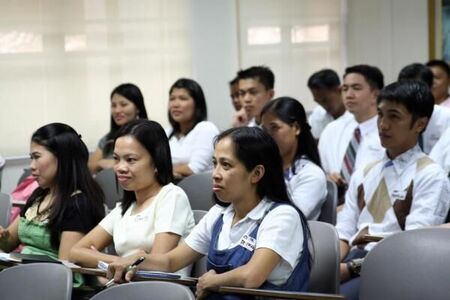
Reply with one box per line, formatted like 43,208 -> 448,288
219,287 -> 345,300
1,260 -> 345,300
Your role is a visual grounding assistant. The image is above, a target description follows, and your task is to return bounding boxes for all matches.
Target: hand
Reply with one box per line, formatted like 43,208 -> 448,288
196,269 -> 219,299
107,251 -> 145,283
231,108 -> 248,128
328,172 -> 347,187
0,226 -> 9,241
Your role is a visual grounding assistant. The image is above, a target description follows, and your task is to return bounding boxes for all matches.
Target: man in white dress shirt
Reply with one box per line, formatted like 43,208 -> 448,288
232,66 -> 275,127
398,62 -> 450,154
319,65 -> 385,202
307,69 -> 346,140
336,80 -> 450,300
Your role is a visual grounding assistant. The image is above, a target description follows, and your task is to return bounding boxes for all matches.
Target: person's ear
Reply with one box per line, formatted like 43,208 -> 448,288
414,117 -> 428,134
268,89 -> 275,100
293,122 -> 301,136
250,165 -> 265,184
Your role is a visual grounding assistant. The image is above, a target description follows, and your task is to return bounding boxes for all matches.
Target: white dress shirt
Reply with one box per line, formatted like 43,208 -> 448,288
185,198 -> 304,285
285,157 -> 327,220
430,126 -> 450,174
336,145 -> 450,251
318,113 -> 384,175
421,105 -> 450,154
308,106 -> 335,139
166,121 -> 219,174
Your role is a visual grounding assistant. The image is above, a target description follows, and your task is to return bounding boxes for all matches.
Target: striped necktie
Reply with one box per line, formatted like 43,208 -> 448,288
341,127 -> 361,182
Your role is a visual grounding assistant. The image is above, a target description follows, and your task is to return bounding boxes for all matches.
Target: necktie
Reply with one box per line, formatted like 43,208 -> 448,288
341,127 -> 361,182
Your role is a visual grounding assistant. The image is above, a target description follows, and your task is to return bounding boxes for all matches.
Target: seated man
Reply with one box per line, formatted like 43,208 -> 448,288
336,80 -> 450,300
307,69 -> 346,140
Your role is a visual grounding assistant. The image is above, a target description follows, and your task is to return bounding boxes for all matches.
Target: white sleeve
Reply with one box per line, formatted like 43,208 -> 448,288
406,164 -> 450,229
256,205 -> 304,269
184,205 -> 224,255
154,186 -> 194,236
99,205 -> 122,235
308,107 -> 324,139
187,122 -> 219,174
335,169 -> 363,242
318,125 -> 332,174
430,127 -> 450,173
289,164 -> 327,219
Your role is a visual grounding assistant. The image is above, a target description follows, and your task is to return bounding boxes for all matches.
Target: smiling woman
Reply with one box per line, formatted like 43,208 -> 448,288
70,119 -> 195,278
88,83 -> 148,174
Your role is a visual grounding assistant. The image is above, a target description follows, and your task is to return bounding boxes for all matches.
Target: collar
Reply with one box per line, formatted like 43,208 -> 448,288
222,198 -> 273,225
358,115 -> 378,137
382,144 -> 424,175
247,118 -> 258,127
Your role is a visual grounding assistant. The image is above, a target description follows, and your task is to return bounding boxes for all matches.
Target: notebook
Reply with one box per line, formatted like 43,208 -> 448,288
9,253 -> 62,264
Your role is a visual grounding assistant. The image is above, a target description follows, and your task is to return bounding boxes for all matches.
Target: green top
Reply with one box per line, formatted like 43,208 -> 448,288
18,217 -> 84,287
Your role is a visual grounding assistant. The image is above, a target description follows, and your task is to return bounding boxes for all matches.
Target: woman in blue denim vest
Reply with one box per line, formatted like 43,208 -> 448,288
107,127 -> 312,299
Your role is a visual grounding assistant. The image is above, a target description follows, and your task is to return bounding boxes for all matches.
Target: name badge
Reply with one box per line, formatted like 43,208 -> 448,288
391,189 -> 406,200
239,234 -> 256,252
134,214 -> 149,222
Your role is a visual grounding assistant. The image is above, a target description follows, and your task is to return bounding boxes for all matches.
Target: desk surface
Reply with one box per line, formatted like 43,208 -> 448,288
1,260 -> 345,299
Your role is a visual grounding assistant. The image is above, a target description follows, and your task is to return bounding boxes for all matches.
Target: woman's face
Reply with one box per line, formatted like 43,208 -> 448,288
113,136 -> 159,192
261,111 -> 299,163
111,94 -> 139,127
212,137 -> 259,204
168,88 -> 195,126
30,142 -> 58,189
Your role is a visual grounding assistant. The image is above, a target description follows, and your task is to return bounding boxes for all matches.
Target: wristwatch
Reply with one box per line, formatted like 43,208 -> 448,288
346,258 -> 364,278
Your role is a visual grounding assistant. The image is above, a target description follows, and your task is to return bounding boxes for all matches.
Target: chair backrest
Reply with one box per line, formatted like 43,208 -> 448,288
177,172 -> 215,211
191,210 -> 208,278
95,168 -> 123,210
360,228 -> 450,300
91,281 -> 195,300
318,180 -> 338,225
308,220 -> 340,294
0,263 -> 72,300
0,192 -> 12,227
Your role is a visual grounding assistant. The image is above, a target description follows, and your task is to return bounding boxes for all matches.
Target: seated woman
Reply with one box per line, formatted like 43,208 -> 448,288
107,127 -> 312,299
166,78 -> 219,180
0,123 -> 105,287
70,119 -> 195,276
261,97 -> 327,220
89,83 -> 148,174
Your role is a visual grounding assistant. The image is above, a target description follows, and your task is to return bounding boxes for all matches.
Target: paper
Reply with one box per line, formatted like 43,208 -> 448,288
97,261 -> 181,279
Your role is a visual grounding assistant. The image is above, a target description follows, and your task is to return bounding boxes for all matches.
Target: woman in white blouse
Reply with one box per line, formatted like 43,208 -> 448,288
166,78 -> 219,180
261,97 -> 327,220
70,120 -> 195,276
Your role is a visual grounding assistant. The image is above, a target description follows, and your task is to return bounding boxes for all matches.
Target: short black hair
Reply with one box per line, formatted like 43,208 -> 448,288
114,119 -> 174,215
344,64 -> 384,90
378,80 -> 434,129
307,69 -> 340,90
426,59 -> 450,77
398,63 -> 433,88
229,76 -> 239,86
237,66 -> 275,90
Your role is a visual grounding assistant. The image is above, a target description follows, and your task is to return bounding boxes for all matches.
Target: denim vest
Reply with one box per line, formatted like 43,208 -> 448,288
206,203 -> 310,299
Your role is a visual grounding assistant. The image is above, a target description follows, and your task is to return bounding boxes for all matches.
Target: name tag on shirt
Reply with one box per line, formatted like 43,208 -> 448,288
391,189 -> 407,200
134,214 -> 149,223
239,234 -> 256,252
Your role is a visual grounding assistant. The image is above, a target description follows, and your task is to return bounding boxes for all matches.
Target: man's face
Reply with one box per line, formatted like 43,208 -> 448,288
230,82 -> 241,111
342,73 -> 378,121
377,100 -> 427,159
430,65 -> 450,102
310,87 -> 344,118
238,78 -> 274,122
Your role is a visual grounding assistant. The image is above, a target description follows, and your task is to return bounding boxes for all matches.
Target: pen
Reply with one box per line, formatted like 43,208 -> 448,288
103,256 -> 146,289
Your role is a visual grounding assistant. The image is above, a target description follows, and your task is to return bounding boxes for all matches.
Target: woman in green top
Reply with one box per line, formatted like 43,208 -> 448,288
0,123 -> 105,286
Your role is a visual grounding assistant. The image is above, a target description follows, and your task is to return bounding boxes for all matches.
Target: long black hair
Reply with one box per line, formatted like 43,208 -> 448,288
261,97 -> 322,172
22,123 -> 105,249
104,83 -> 148,156
114,119 -> 174,215
168,78 -> 207,138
